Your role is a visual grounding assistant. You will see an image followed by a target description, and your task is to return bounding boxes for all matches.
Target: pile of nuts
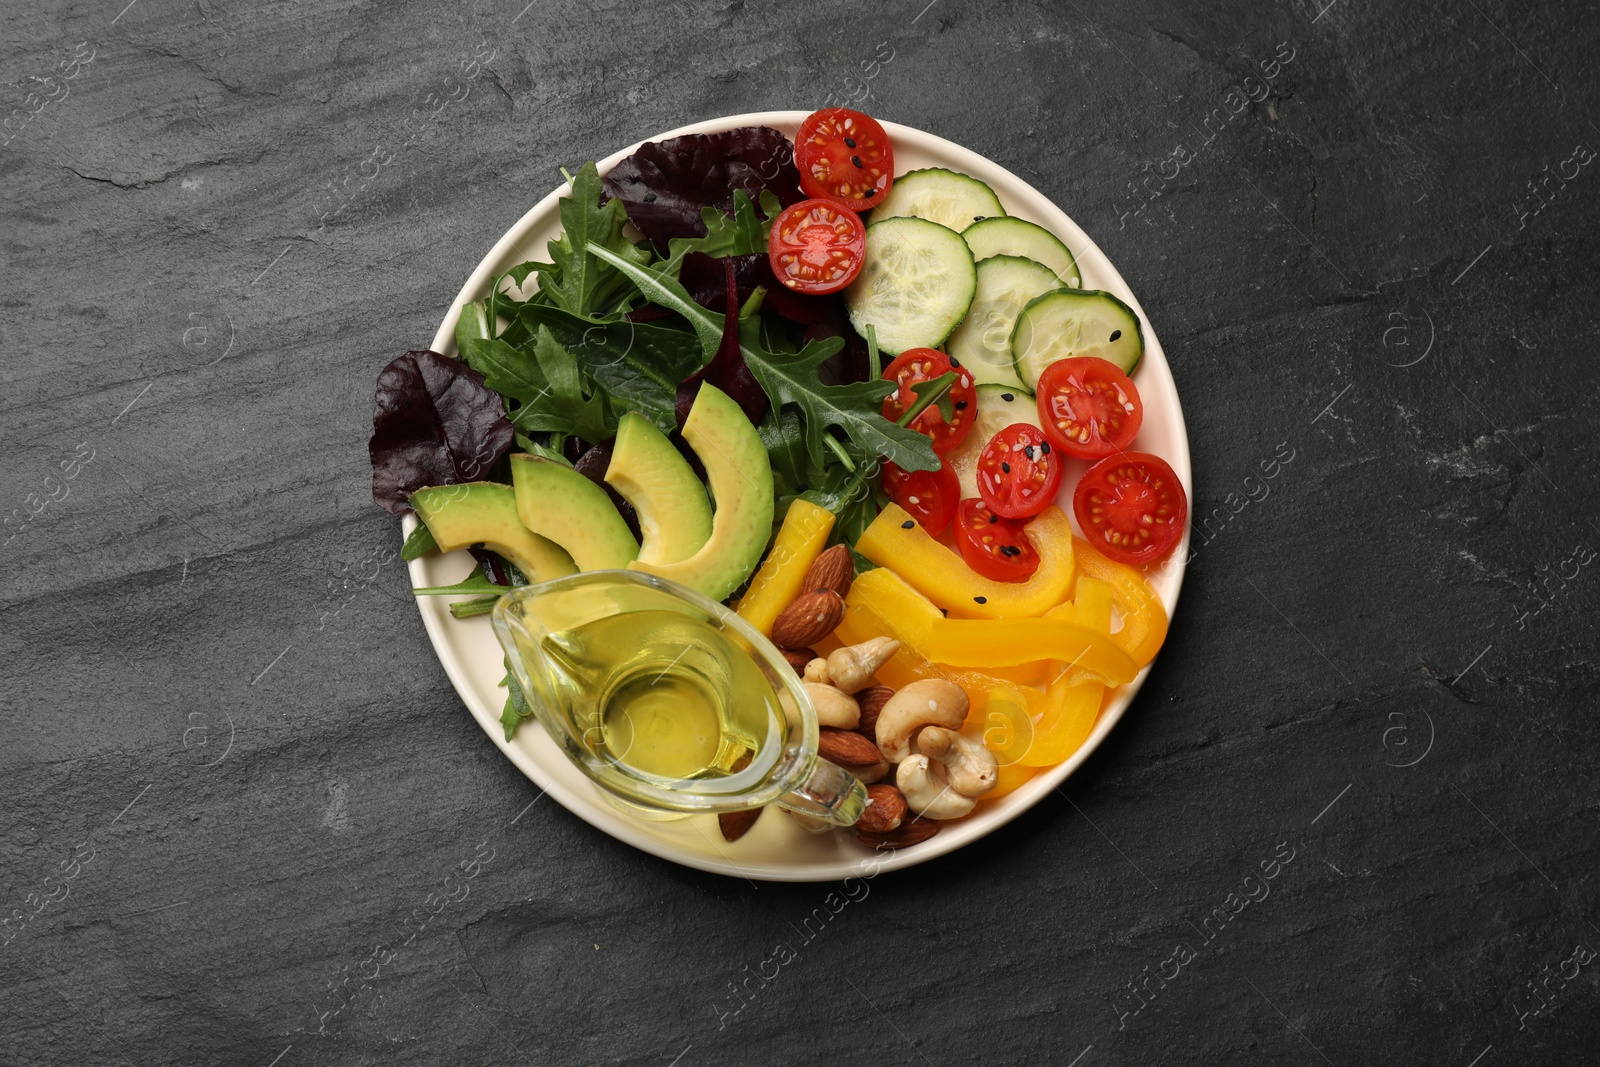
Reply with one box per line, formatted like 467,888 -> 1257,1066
719,546 -> 1000,848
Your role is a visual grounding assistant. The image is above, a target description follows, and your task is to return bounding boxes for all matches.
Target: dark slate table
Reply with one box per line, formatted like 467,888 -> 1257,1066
4,1 -> 1597,1063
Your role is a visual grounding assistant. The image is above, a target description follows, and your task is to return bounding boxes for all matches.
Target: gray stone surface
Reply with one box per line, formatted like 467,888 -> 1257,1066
3,0 -> 1597,1063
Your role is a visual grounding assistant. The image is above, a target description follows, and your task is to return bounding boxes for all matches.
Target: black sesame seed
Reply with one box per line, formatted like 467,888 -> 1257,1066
974,596 -> 988,604
1040,443 -> 1051,454
989,515 -> 999,524
844,136 -> 857,148
949,357 -> 960,368
1110,329 -> 1122,341
1000,545 -> 1021,556
863,188 -> 876,197
901,520 -> 914,529
973,215 -> 986,222
1001,392 -> 1015,402
1025,446 -> 1035,459
1001,461 -> 1011,473
643,192 -> 657,203
851,155 -> 863,168
954,400 -> 969,410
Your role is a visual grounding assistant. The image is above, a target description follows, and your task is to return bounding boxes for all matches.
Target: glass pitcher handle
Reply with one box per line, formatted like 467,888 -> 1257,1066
775,759 -> 869,825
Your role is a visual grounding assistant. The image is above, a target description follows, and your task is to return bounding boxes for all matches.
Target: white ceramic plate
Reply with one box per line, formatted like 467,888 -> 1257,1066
407,111 -> 1190,882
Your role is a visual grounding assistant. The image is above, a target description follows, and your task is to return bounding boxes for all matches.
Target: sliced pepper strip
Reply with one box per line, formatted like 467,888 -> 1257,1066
735,499 -> 835,636
925,617 -> 1138,685
856,503 -> 1075,619
1072,536 -> 1169,666
1018,676 -> 1106,767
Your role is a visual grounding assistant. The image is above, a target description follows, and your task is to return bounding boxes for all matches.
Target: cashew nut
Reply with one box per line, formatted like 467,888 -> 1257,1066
896,755 -> 977,820
803,658 -> 830,684
804,682 -> 860,730
873,679 -> 969,763
916,726 -> 999,797
824,636 -> 902,694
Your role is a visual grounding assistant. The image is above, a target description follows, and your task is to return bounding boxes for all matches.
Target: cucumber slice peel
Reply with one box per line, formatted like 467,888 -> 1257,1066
868,167 -> 1005,233
962,216 -> 1080,287
845,217 -> 977,355
945,256 -> 1060,391
1011,288 -> 1144,385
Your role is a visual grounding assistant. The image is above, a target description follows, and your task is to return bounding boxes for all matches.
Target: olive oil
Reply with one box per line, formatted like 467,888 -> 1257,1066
538,609 -> 786,782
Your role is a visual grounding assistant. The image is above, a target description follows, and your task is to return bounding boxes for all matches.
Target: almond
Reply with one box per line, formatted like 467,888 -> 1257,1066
719,808 -> 762,842
781,648 -> 816,675
856,815 -> 940,850
802,544 -> 855,597
856,685 -> 894,738
856,783 -> 908,834
770,589 -> 845,650
818,727 -> 884,768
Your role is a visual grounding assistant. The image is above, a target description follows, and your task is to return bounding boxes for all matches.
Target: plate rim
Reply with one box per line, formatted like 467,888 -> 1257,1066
407,110 -> 1191,882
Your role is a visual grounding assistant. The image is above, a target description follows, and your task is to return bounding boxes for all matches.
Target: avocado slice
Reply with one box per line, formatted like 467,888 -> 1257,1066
409,482 -> 577,582
510,454 -> 640,571
604,412 -> 713,566
627,385 -> 774,601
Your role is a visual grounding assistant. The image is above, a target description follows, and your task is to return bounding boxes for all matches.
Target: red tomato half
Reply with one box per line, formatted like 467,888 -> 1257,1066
767,198 -> 866,295
1073,451 -> 1188,566
881,349 -> 976,455
794,108 -> 895,212
976,423 -> 1061,519
954,498 -> 1040,582
1037,357 -> 1144,460
882,461 -> 959,537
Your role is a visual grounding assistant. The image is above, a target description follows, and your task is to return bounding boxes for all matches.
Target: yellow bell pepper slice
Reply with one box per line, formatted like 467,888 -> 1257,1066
1072,537 -> 1169,667
925,617 -> 1138,685
981,761 -> 1042,800
856,503 -> 1075,619
1019,676 -> 1106,767
735,500 -> 834,636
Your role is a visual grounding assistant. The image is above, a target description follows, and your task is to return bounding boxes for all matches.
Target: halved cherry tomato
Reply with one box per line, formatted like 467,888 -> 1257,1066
881,348 -> 976,454
794,108 -> 894,212
1037,357 -> 1143,459
954,498 -> 1040,582
881,461 -> 959,536
977,423 -> 1060,519
1073,451 -> 1188,566
767,198 -> 866,295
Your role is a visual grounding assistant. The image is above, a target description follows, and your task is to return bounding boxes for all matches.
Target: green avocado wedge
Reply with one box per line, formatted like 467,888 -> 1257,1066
409,482 -> 577,583
604,412 -> 713,566
510,454 -> 640,571
627,384 -> 774,601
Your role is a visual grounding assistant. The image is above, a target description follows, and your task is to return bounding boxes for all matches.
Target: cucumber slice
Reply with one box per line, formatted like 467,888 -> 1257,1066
962,217 -> 1080,287
945,256 -> 1060,391
845,217 -> 976,355
946,384 -> 1040,499
868,167 -> 1005,233
1011,288 -> 1144,384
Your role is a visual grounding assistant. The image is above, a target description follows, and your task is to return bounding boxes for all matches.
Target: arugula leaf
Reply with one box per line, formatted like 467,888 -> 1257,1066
518,304 -> 703,433
586,245 -> 939,473
450,597 -> 501,620
514,434 -> 572,464
536,162 -> 652,317
412,570 -> 504,596
500,667 -> 535,741
661,189 -> 781,273
906,371 -> 959,426
400,523 -> 438,561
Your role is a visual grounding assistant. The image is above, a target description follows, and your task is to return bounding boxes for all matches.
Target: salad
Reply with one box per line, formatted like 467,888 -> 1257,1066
368,108 -> 1187,850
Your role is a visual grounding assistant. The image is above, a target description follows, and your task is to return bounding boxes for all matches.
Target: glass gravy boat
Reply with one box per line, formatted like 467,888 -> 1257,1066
491,570 -> 867,825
